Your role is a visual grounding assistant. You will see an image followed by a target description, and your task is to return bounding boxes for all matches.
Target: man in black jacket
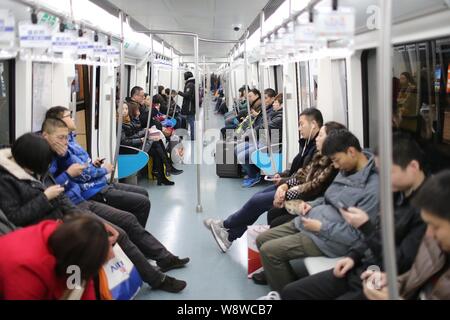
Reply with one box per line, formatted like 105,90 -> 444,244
179,71 -> 196,140
281,133 -> 427,300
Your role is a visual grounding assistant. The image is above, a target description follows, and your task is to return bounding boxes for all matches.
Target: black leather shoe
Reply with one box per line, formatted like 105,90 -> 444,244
154,276 -> 187,293
157,178 -> 175,186
168,167 -> 183,175
252,271 -> 267,285
157,256 -> 190,272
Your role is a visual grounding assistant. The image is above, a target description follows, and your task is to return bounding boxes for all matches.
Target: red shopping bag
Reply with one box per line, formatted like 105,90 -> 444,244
247,225 -> 269,278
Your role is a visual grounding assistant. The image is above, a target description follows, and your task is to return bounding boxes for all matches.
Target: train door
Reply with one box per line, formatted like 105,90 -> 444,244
71,65 -> 92,155
0,59 -> 14,145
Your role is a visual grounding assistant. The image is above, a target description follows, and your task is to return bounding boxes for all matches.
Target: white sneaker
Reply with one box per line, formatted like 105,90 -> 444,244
203,218 -> 223,230
257,291 -> 281,300
210,223 -> 232,253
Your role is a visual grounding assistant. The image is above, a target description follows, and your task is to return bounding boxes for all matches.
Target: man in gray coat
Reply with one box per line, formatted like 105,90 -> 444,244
256,130 -> 379,291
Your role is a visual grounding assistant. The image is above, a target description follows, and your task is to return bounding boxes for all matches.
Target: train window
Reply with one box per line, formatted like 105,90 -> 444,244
32,62 -> 53,132
362,37 -> 450,172
331,59 -> 349,127
297,61 -> 318,111
0,60 -> 14,145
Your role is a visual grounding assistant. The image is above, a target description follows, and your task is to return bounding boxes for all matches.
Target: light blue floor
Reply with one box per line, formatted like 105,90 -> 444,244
134,96 -> 271,300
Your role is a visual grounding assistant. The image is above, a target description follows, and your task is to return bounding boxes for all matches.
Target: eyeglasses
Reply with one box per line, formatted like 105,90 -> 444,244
62,111 -> 73,118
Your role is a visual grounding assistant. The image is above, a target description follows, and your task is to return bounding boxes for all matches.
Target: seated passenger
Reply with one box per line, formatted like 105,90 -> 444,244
44,106 -> 153,221
235,88 -> 276,188
269,121 -> 346,228
121,103 -> 181,185
281,134 -> 427,300
0,132 -> 188,293
153,85 -> 168,115
207,108 -> 323,236
363,170 -> 450,300
221,89 -> 261,140
256,130 -> 380,291
0,214 -> 111,300
258,93 -> 284,152
205,121 -> 345,254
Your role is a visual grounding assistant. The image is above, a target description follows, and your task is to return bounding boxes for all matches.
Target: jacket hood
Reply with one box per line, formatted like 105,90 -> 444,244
185,77 -> 195,83
334,150 -> 377,188
0,148 -> 38,182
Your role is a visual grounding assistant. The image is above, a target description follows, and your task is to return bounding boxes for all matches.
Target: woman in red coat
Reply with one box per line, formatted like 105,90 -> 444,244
0,214 -> 111,300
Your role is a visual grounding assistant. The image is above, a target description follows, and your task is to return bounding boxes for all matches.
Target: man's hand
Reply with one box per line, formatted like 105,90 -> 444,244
333,257 -> 355,278
361,270 -> 388,288
300,202 -> 312,216
93,158 -> 106,168
104,223 -> 119,260
301,217 -> 322,232
340,207 -> 370,229
44,185 -> 65,200
273,185 -> 287,208
103,163 -> 114,174
66,163 -> 87,178
51,141 -> 68,157
363,285 -> 389,300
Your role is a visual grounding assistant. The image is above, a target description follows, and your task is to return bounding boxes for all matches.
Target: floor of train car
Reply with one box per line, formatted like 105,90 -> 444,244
134,96 -> 271,300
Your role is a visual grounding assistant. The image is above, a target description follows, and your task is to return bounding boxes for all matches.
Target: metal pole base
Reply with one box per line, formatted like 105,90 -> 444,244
196,205 -> 203,213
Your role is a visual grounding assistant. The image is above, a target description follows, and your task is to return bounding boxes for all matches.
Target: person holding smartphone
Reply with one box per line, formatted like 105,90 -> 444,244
281,134 -> 427,300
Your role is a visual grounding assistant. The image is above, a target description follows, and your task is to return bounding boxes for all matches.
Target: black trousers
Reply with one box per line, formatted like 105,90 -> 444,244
90,182 -> 150,228
77,205 -> 167,288
78,200 -> 172,262
147,141 -> 172,180
281,268 -> 366,300
267,207 -> 295,228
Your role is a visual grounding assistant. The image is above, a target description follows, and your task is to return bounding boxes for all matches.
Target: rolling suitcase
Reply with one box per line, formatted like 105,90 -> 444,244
215,140 -> 241,178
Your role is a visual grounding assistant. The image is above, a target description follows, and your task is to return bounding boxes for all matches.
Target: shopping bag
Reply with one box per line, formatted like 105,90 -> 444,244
247,225 -> 270,279
99,244 -> 142,300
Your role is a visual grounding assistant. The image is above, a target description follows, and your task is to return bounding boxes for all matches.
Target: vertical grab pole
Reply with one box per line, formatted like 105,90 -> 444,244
378,0 -> 399,300
194,35 -> 203,213
111,11 -> 125,183
110,87 -> 115,163
203,56 -> 207,128
259,11 -> 275,174
244,31 -> 250,133
166,47 -> 173,117
205,56 -> 210,121
142,35 -> 154,151
91,65 -> 97,158
172,54 -> 179,119
282,63 -> 289,171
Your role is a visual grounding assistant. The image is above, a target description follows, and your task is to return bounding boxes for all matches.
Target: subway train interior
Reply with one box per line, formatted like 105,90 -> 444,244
1,0 -> 450,302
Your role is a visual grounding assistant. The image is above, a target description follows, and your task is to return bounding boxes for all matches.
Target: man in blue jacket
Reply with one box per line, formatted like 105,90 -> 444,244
44,106 -> 150,228
256,130 -> 380,292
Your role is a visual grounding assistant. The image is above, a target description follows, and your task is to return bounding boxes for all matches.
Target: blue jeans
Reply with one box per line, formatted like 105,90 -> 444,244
223,185 -> 277,241
235,142 -> 260,178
